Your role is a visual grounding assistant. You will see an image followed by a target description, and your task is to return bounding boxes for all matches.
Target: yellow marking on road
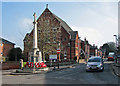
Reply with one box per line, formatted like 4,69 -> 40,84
6,75 -> 21,76
6,75 -> 14,76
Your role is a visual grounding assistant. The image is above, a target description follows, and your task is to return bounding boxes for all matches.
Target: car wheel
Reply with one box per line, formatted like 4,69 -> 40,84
100,69 -> 103,72
100,67 -> 104,72
100,68 -> 104,72
103,67 -> 104,70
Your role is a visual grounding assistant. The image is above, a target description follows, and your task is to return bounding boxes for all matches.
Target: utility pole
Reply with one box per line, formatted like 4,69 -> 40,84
84,38 -> 87,63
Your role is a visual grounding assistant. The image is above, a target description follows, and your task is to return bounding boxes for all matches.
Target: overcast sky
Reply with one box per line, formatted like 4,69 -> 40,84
1,1 -> 118,50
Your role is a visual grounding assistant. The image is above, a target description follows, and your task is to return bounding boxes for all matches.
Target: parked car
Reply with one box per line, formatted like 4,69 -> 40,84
107,52 -> 114,61
107,55 -> 114,61
86,56 -> 104,72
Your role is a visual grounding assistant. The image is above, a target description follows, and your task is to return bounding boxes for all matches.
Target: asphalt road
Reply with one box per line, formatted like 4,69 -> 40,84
2,60 -> 120,84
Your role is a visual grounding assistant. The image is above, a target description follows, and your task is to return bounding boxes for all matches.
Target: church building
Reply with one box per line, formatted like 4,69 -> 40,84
23,5 -> 81,62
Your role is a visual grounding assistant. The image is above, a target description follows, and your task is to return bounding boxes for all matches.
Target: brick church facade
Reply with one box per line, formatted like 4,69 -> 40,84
23,6 -> 81,61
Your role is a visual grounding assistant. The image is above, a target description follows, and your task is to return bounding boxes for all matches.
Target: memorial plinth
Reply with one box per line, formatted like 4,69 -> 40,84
16,12 -> 47,74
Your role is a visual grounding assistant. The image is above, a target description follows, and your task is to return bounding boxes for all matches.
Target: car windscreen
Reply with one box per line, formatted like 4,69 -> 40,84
108,55 -> 113,57
88,58 -> 101,62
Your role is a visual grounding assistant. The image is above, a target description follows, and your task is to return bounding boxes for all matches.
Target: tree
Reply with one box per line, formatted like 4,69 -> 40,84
24,19 -> 60,61
102,42 -> 117,56
8,47 -> 23,61
23,33 -> 33,61
37,20 -> 58,61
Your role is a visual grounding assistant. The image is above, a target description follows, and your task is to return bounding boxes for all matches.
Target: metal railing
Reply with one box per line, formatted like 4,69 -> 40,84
45,59 -> 76,67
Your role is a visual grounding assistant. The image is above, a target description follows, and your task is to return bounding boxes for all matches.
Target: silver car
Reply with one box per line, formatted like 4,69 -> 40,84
86,56 -> 104,72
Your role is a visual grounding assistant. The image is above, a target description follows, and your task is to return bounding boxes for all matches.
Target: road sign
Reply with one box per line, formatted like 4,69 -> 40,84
57,49 -> 60,54
49,55 -> 57,60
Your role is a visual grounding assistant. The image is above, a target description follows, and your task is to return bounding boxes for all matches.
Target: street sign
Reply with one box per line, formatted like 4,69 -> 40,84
57,49 -> 60,54
49,55 -> 57,60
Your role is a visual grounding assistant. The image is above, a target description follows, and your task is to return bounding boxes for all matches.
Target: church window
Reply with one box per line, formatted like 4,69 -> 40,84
64,50 -> 67,56
53,36 -> 56,43
64,37 -> 67,41
53,28 -> 57,32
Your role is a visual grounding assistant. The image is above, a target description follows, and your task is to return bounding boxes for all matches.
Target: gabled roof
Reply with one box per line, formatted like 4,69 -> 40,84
52,13 -> 73,33
0,37 -> 15,45
38,8 -> 73,34
23,33 -> 30,41
69,31 -> 78,40
23,29 -> 33,42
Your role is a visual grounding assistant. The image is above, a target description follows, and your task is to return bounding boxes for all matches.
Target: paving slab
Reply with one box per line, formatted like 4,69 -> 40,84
2,63 -> 78,75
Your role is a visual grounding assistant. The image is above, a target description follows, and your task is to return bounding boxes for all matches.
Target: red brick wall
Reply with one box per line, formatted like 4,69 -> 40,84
0,43 -> 3,57
71,40 -> 75,59
0,43 -> 14,57
70,33 -> 81,61
78,39 -> 81,58
81,41 -> 85,52
87,44 -> 90,58
97,50 -> 102,57
75,33 -> 79,57
90,49 -> 95,56
61,26 -> 71,59
3,44 -> 14,57
1,61 -> 19,70
24,31 -> 33,61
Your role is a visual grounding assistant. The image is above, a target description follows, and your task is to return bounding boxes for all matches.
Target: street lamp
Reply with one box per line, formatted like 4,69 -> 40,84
113,35 -> 118,48
113,35 -> 118,64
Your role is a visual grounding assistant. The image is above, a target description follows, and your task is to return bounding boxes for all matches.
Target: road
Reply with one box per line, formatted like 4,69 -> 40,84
2,59 -> 120,84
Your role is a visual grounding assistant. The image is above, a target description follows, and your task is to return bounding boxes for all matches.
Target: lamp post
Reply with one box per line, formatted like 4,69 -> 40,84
113,35 -> 118,48
84,38 -> 87,63
113,35 -> 118,64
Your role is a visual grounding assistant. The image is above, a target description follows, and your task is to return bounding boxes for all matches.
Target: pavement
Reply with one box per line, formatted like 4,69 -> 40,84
2,69 -> 17,75
2,63 -> 78,75
111,63 -> 120,77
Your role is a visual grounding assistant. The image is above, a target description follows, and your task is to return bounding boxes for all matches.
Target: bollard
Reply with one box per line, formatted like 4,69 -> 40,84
58,61 -> 59,69
53,66 -> 56,70
20,59 -> 23,69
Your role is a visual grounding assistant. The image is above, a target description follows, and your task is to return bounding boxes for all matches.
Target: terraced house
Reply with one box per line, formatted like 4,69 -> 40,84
0,37 -> 15,62
23,6 -> 81,62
